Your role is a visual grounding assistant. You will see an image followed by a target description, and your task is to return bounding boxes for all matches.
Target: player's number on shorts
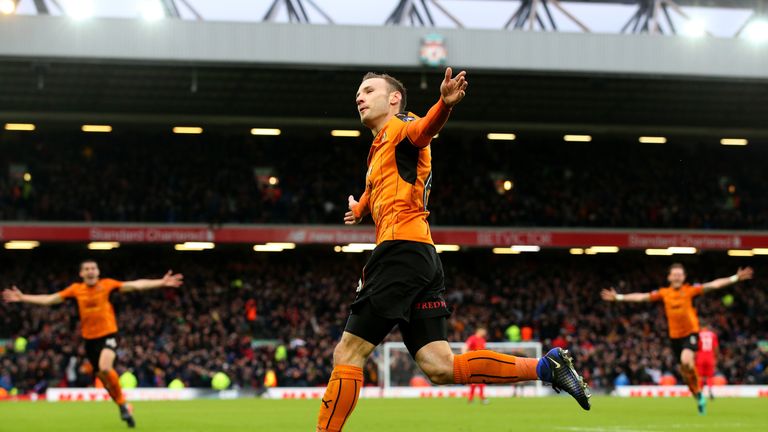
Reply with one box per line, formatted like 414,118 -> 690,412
689,335 -> 697,345
106,338 -> 117,349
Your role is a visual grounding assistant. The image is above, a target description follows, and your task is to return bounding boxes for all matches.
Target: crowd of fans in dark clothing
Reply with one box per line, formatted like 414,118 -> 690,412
1,249 -> 766,394
1,131 -> 766,394
1,132 -> 767,228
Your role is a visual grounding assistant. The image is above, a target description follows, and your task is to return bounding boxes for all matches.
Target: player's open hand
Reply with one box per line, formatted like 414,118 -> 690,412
737,266 -> 754,282
2,286 -> 23,303
600,287 -> 617,301
440,67 -> 468,107
161,270 -> 184,288
344,195 -> 362,225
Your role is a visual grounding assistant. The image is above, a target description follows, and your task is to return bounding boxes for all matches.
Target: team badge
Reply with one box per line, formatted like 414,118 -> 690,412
420,33 -> 447,67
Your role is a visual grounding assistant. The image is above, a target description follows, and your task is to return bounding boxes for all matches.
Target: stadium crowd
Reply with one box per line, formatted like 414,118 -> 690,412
1,249 -> 766,394
1,133 -> 767,228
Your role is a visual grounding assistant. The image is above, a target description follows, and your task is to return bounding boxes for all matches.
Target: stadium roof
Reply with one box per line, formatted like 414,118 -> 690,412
9,0 -> 764,34
1,59 -> 767,138
581,0 -> 760,6
0,14 -> 766,138
2,15 -> 766,78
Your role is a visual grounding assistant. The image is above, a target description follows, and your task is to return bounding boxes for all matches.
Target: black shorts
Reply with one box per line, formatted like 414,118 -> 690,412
346,241 -> 451,357
670,333 -> 698,359
84,333 -> 119,372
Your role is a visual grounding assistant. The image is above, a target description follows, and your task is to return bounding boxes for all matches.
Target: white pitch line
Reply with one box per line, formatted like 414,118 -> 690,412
641,424 -> 747,429
556,423 -> 747,432
556,427 -> 660,432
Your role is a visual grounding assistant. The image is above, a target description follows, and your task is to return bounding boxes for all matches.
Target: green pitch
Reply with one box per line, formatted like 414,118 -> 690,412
1,397 -> 767,431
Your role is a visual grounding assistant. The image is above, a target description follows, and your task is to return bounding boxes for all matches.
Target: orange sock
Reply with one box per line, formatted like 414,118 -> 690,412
99,369 -> 126,406
316,365 -> 363,432
454,350 -> 539,384
681,366 -> 701,395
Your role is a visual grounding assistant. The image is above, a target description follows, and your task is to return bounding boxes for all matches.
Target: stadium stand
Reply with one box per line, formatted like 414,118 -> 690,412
1,133 -> 767,228
2,248 -> 766,394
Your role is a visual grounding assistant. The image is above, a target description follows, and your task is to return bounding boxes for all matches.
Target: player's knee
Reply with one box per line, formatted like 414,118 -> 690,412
97,359 -> 114,373
332,340 -> 366,367
680,356 -> 694,369
332,344 -> 350,366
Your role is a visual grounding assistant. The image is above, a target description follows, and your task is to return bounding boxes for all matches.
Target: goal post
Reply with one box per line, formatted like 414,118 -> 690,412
377,341 -> 544,397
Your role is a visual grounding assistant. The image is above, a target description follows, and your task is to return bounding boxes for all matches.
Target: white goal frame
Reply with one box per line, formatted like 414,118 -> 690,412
379,341 -> 543,394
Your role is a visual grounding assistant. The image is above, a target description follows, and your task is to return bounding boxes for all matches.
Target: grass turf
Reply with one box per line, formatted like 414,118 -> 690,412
1,396 -> 767,431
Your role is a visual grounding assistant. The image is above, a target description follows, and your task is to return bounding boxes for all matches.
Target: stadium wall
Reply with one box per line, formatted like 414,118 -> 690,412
1,15 -> 767,79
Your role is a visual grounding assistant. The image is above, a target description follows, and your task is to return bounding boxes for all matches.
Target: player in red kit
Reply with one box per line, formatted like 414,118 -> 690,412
463,328 -> 489,404
696,323 -> 719,400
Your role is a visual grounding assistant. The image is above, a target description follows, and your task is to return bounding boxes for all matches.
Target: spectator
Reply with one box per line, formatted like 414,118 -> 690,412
1,249 -> 765,393
1,134 -> 767,229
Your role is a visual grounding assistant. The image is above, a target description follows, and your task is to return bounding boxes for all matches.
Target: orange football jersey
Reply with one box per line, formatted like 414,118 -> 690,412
57,278 -> 123,339
649,284 -> 703,339
354,99 -> 451,245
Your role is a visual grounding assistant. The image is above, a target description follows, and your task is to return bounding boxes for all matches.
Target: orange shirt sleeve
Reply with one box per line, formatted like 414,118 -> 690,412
56,284 -> 77,299
690,284 -> 704,297
352,189 -> 370,219
405,98 -> 451,148
649,289 -> 663,302
102,278 -> 124,293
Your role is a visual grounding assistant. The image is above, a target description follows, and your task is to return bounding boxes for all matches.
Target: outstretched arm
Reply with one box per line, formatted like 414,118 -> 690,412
120,270 -> 183,293
2,286 -> 63,306
406,67 -> 468,148
701,267 -> 753,294
601,287 -> 652,303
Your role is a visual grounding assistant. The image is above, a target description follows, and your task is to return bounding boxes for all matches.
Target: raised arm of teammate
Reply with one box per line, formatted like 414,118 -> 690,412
2,285 -> 63,306
345,191 -> 370,225
120,270 -> 184,293
600,287 -> 651,303
601,267 -> 754,302
405,67 -> 468,148
700,267 -> 753,293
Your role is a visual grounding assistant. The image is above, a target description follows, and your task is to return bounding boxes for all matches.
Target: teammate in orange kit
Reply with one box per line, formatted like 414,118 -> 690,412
463,327 -> 489,404
315,68 -> 590,432
602,263 -> 753,415
696,322 -> 720,400
3,259 -> 183,428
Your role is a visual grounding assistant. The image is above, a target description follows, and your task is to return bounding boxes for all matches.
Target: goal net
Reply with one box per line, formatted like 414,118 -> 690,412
377,342 -> 544,398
